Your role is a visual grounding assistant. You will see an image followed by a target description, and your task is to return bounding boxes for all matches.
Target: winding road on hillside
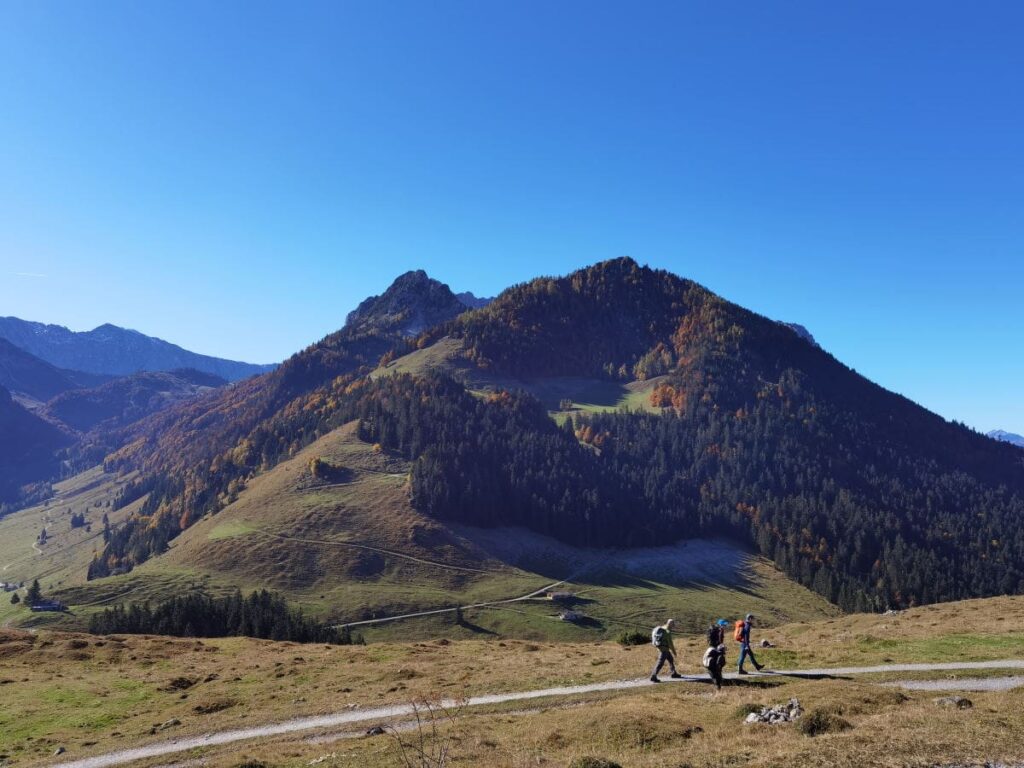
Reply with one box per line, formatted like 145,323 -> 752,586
54,659 -> 1024,768
334,574 -> 579,629
252,527 -> 495,575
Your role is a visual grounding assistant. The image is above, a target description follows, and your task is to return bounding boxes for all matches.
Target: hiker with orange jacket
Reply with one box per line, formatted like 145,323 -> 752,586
735,613 -> 765,674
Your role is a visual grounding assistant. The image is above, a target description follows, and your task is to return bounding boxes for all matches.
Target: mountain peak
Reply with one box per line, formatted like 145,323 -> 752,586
344,270 -> 467,337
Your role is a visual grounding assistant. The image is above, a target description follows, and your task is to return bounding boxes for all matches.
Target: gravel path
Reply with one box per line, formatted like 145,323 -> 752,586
53,659 -> 1024,768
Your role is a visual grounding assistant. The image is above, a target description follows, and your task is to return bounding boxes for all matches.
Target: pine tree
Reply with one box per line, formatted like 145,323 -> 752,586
26,579 -> 42,606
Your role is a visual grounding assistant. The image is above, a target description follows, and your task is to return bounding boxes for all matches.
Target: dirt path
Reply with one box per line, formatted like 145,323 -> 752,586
335,575 -> 576,629
253,528 -> 494,575
53,659 -> 1024,768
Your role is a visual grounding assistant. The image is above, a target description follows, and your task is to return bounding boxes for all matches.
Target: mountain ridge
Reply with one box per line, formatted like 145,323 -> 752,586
83,258 -> 1024,614
0,317 -> 275,381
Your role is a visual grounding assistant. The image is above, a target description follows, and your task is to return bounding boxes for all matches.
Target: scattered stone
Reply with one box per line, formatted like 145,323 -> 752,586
158,718 -> 181,731
743,698 -> 803,724
934,696 -> 973,709
759,639 -> 775,648
365,726 -> 386,736
53,746 -> 66,756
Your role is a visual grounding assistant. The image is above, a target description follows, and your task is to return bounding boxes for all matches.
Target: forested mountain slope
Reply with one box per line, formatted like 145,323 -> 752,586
86,259 -> 1024,611
0,386 -> 71,508
87,271 -> 472,576
0,338 -> 102,402
43,368 -> 227,433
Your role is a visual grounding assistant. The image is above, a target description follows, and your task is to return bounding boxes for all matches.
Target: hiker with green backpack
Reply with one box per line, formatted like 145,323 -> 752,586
649,618 -> 683,682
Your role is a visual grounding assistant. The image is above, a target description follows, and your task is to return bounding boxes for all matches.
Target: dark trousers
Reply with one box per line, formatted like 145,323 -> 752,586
738,643 -> 760,671
709,662 -> 724,689
652,649 -> 677,677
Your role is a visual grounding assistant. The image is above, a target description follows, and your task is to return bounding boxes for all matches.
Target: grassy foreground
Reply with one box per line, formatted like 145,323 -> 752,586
3,595 -> 1024,767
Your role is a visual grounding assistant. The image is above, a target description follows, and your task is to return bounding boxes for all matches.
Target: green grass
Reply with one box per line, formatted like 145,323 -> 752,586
4,423 -> 837,642
0,675 -> 156,744
207,520 -> 258,540
0,466 -> 143,611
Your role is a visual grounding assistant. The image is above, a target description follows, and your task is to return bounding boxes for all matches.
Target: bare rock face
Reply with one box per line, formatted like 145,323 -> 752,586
344,271 -> 468,338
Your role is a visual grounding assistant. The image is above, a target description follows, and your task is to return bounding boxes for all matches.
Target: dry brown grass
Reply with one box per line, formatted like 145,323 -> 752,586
4,595 -> 1024,766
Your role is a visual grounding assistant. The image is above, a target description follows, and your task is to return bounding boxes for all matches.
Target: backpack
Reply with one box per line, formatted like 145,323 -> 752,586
701,646 -> 716,669
734,619 -> 746,643
707,625 -> 722,647
651,626 -> 667,648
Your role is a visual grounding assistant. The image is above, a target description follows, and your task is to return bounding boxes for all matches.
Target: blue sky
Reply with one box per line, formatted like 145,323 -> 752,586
0,1 -> 1021,433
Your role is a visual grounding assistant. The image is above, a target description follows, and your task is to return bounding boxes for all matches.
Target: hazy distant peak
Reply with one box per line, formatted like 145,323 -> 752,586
455,291 -> 494,309
988,430 -> 1024,448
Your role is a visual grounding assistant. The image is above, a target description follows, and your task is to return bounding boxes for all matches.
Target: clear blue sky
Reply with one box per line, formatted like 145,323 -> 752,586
1,1 -> 1021,433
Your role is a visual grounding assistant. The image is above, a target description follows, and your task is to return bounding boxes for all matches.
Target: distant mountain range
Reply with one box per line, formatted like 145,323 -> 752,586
0,317 -> 275,381
989,430 -> 1024,449
455,291 -> 494,309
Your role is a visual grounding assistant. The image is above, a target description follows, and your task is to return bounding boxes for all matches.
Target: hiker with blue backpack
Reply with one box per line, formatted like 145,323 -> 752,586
649,618 -> 683,682
735,613 -> 765,674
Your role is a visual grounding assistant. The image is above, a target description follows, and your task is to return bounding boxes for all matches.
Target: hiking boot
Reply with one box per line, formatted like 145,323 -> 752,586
755,664 -> 765,672
650,675 -> 660,683
670,672 -> 683,679
738,669 -> 749,675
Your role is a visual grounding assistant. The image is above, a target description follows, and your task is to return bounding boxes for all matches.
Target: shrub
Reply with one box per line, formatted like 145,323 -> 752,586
569,759 -> 623,768
616,629 -> 649,646
797,710 -> 853,737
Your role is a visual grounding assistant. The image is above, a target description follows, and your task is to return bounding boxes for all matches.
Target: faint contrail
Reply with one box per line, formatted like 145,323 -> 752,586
10,272 -> 48,278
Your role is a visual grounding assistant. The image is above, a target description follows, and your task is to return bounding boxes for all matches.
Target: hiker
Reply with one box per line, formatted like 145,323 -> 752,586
735,613 -> 765,674
650,618 -> 682,682
707,618 -> 728,648
702,643 -> 727,690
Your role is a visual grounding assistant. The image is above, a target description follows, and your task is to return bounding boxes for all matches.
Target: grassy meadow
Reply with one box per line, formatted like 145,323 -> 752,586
3,596 -> 1024,766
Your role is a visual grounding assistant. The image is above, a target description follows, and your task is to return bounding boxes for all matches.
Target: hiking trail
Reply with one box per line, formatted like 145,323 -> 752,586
53,659 -> 1024,768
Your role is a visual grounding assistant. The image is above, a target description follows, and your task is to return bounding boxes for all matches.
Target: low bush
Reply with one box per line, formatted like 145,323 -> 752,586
797,710 -> 853,737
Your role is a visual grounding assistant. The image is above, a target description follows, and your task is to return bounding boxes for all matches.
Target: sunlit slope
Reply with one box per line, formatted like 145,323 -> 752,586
0,466 -> 143,627
46,422 -> 835,640
373,335 -> 663,414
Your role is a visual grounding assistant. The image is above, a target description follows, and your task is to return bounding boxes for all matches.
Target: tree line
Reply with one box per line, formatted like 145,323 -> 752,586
88,589 -> 359,644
